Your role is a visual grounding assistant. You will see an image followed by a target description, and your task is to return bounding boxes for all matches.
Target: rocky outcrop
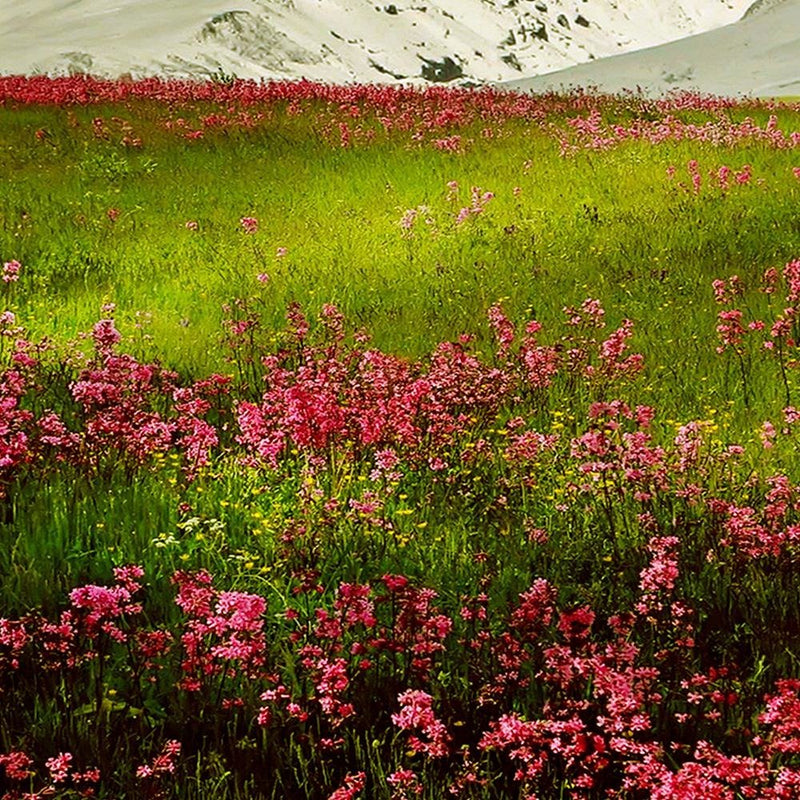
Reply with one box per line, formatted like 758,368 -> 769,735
420,55 -> 463,82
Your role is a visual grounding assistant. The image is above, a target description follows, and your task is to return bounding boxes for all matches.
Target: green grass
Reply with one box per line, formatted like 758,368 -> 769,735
4,102 -> 800,397
2,88 -> 800,798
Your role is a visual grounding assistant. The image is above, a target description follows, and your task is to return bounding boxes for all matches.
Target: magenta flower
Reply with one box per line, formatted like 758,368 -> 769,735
136,740 -> 181,779
91,318 -> 122,353
2,260 -> 20,283
45,752 -> 72,783
400,208 -> 417,231
240,216 -> 259,234
328,772 -> 366,800
0,751 -> 33,781
392,690 -> 452,757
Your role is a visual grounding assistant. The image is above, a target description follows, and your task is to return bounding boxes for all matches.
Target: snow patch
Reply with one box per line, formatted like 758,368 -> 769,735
505,0 -> 800,97
0,0 -> 753,86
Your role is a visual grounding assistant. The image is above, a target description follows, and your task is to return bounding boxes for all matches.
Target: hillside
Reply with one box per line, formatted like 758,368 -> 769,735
505,0 -> 800,97
0,0 -> 750,84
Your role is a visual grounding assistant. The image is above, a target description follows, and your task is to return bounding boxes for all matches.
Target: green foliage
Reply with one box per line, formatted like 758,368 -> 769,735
2,91 -> 800,798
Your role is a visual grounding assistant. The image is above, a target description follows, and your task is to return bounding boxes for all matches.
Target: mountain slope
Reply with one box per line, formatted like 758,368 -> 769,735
505,0 -> 800,97
0,0 -> 750,84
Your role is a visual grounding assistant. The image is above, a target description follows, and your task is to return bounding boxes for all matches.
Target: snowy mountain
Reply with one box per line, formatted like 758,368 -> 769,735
504,0 -> 800,97
0,0 -> 752,85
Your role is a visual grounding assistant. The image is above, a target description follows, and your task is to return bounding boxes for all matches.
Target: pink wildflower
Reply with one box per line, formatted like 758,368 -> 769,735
240,216 -> 259,234
45,752 -> 73,783
760,421 -> 777,449
735,164 -> 752,184
392,689 -> 452,757
0,751 -> 33,781
328,772 -> 366,800
136,740 -> 181,779
400,208 -> 418,231
488,304 -> 515,356
91,318 -> 122,353
388,769 -> 423,798
2,260 -> 20,283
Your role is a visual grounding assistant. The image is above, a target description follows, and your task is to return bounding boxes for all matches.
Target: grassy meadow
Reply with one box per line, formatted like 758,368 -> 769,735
1,77 -> 800,797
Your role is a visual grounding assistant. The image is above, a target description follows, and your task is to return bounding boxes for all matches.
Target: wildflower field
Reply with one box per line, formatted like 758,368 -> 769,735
2,76 -> 800,798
